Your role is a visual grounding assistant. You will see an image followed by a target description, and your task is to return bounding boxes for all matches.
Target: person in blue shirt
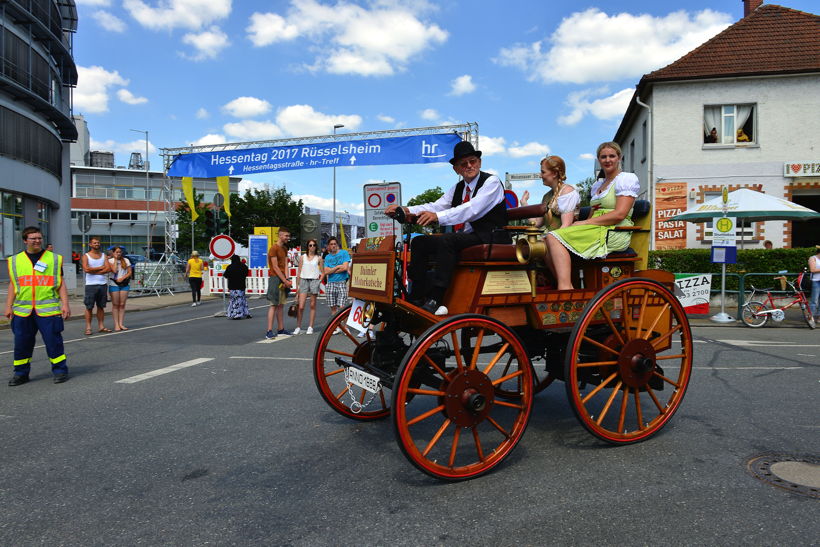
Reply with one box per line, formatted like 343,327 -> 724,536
322,237 -> 350,332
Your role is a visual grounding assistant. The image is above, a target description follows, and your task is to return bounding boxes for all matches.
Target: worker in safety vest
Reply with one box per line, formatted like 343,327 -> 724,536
4,226 -> 71,386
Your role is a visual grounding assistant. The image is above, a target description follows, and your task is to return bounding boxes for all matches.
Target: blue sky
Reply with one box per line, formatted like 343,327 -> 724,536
72,0 -> 818,215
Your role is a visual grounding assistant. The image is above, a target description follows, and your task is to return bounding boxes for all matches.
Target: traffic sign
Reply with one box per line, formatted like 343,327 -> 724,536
77,212 -> 92,233
711,216 -> 737,247
504,189 -> 518,209
209,234 -> 236,259
213,192 -> 224,208
364,182 -> 401,238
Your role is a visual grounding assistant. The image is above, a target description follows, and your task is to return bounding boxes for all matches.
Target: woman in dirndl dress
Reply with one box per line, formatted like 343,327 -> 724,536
547,142 -> 639,290
223,255 -> 251,319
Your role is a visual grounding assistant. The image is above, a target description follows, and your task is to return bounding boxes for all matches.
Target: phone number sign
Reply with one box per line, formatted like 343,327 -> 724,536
364,182 -> 401,237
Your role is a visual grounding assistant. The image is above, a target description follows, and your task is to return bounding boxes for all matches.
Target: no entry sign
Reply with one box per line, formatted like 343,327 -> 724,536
209,234 -> 236,259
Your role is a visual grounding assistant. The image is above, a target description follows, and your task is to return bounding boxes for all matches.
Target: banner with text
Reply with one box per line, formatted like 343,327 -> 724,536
655,182 -> 687,250
167,134 -> 463,178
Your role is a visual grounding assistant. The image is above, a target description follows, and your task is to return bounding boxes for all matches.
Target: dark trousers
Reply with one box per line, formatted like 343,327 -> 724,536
408,232 -> 483,301
189,277 -> 202,302
11,314 -> 67,376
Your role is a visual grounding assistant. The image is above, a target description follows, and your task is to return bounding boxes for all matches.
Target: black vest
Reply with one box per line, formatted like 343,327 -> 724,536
450,171 -> 509,244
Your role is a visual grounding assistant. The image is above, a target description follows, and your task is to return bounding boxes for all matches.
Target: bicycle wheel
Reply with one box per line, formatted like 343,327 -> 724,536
802,303 -> 816,329
741,301 -> 768,328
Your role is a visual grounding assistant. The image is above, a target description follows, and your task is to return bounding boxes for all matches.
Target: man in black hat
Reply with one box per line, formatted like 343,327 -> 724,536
385,141 -> 508,315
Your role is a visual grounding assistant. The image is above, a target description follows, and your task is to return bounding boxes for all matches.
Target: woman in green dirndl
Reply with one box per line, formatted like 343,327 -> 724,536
547,142 -> 639,290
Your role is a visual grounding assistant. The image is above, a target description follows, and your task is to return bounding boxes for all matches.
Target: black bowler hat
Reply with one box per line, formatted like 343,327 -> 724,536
449,141 -> 482,165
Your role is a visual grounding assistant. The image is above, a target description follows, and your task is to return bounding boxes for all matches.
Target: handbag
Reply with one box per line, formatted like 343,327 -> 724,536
287,303 -> 297,317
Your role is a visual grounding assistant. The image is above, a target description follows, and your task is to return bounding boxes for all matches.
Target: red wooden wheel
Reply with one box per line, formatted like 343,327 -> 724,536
564,278 -> 693,444
391,315 -> 534,481
313,305 -> 390,421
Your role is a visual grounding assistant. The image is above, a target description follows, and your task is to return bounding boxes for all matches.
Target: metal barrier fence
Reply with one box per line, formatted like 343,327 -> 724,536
129,262 -> 189,296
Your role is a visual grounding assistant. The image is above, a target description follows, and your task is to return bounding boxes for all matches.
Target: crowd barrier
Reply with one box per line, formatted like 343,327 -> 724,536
205,266 -> 325,296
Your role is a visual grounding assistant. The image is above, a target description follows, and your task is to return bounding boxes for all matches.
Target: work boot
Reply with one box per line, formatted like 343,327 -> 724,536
8,375 -> 29,387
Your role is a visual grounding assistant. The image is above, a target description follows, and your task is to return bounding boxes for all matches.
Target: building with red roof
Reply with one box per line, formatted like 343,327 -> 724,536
614,0 -> 819,249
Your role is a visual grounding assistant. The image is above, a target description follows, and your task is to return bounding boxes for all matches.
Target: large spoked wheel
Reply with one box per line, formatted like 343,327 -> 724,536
801,302 -> 816,329
565,278 -> 693,444
313,305 -> 390,421
391,314 -> 534,481
741,301 -> 769,328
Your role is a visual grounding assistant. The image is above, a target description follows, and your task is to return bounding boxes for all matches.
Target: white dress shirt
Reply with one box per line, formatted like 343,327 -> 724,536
407,173 -> 504,232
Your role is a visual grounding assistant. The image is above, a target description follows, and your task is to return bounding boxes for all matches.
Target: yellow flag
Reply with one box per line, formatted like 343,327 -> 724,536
216,176 -> 231,217
339,218 -> 348,250
181,177 -> 198,221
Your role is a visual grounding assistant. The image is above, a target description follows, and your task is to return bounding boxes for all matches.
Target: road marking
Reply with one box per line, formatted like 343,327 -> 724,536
257,335 -> 293,343
693,366 -> 802,370
230,356 -> 312,361
716,340 -> 820,348
115,358 -> 214,384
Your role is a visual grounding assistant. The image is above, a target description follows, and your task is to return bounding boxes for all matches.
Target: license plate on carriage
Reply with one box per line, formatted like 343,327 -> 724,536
345,366 -> 380,393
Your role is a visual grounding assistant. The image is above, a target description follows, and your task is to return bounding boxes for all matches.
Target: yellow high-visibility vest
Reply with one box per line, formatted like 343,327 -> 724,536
8,251 -> 62,317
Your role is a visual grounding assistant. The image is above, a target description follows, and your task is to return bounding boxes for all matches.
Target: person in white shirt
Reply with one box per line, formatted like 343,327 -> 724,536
385,141 -> 508,315
809,245 -> 820,321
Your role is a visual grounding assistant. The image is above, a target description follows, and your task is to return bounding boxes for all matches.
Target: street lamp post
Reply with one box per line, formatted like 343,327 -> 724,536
130,129 -> 150,259
332,124 -> 344,236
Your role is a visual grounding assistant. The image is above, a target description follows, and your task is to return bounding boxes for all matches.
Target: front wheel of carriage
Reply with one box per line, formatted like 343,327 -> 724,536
313,305 -> 391,421
391,314 -> 534,481
564,278 -> 693,444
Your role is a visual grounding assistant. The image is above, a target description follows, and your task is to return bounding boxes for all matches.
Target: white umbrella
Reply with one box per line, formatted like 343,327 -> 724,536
671,189 -> 820,222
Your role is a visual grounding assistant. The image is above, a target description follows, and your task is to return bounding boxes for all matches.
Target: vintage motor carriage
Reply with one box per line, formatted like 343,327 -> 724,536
312,201 -> 693,481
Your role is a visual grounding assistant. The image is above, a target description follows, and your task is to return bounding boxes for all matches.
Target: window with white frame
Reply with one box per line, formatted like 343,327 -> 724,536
703,104 -> 755,145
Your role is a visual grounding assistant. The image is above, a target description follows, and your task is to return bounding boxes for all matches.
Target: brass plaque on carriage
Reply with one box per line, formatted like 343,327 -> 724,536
349,253 -> 395,304
481,270 -> 531,295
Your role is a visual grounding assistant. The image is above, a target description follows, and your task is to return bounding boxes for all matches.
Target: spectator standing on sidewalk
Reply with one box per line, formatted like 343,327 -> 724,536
185,251 -> 207,306
323,236 -> 350,331
809,245 -> 820,322
265,227 -> 292,339
5,226 -> 70,385
82,236 -> 111,335
293,238 -> 323,335
223,254 -> 251,320
108,246 -> 131,331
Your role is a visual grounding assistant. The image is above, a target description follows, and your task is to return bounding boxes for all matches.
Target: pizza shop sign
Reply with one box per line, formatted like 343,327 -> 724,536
783,162 -> 820,177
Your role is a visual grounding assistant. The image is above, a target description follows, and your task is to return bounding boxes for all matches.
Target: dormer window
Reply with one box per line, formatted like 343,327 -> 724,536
704,104 -> 755,145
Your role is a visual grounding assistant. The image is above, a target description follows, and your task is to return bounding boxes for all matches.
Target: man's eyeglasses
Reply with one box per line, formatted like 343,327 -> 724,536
26,237 -> 43,241
456,157 -> 479,169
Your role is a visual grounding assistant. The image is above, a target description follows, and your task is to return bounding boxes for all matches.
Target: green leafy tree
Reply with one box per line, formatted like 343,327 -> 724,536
229,186 -> 304,247
575,176 -> 595,207
405,186 -> 445,233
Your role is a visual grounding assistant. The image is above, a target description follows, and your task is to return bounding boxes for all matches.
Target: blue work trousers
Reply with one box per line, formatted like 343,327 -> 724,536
11,314 -> 67,377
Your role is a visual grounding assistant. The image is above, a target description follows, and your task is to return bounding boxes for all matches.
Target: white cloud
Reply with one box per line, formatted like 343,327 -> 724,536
508,141 -> 550,158
191,133 -> 227,147
579,153 -> 595,160
449,74 -> 475,96
246,0 -> 448,76
123,0 -> 231,31
377,114 -> 395,124
74,66 -> 129,114
196,107 -> 209,119
181,26 -> 229,60
275,104 -> 362,136
420,108 -> 439,121
496,8 -> 732,84
222,96 -> 272,118
91,10 -> 126,32
77,0 -> 111,5
479,136 -> 507,157
117,89 -> 148,105
557,87 -> 633,126
223,120 -> 283,141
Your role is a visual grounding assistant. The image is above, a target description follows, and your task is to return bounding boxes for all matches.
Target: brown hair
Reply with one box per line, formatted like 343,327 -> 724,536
21,226 -> 42,241
111,245 -> 128,270
305,238 -> 318,257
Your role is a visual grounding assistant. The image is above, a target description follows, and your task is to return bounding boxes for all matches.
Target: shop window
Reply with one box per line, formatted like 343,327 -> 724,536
703,104 -> 755,145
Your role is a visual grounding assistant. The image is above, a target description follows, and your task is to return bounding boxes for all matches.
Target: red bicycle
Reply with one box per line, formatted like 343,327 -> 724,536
741,270 -> 815,329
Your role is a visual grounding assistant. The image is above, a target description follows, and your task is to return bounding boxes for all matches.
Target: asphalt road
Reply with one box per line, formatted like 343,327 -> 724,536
0,300 -> 817,546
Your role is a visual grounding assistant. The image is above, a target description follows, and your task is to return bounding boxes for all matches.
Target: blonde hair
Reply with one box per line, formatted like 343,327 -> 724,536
541,155 -> 568,226
596,141 -> 622,159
